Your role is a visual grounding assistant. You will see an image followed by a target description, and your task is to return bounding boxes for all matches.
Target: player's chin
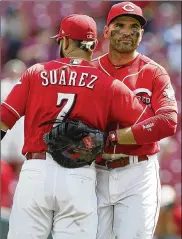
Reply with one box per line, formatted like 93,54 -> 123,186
117,46 -> 135,53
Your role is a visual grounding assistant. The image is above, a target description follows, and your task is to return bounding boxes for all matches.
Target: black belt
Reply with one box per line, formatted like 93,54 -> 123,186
26,152 -> 46,160
96,155 -> 148,169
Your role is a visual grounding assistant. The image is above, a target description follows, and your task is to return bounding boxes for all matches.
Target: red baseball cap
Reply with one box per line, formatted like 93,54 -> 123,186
51,14 -> 97,41
107,2 -> 147,27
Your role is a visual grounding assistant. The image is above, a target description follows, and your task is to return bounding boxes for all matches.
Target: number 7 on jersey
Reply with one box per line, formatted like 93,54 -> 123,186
56,93 -> 77,123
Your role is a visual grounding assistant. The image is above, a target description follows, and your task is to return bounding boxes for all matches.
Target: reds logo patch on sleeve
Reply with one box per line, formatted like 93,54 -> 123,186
133,88 -> 152,105
163,84 -> 175,100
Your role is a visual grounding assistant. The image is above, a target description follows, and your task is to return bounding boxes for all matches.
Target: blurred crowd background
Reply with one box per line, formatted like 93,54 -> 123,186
0,1 -> 181,239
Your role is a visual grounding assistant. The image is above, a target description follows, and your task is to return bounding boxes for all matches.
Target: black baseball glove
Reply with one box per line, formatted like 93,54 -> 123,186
43,120 -> 104,168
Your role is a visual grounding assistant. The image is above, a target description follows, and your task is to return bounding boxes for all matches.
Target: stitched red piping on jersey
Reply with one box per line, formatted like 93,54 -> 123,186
91,53 -> 107,63
2,102 -> 21,118
134,105 -> 148,125
52,60 -> 95,68
98,55 -> 111,76
97,56 -> 152,154
122,60 -> 153,83
98,56 -> 154,82
155,106 -> 178,114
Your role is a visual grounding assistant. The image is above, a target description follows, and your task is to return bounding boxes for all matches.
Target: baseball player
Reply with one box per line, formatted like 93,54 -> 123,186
92,2 -> 178,239
1,14 -> 154,239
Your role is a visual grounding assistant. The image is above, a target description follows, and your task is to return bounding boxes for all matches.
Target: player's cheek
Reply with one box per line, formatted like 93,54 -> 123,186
134,30 -> 141,40
110,29 -> 121,37
133,31 -> 141,44
135,31 -> 140,37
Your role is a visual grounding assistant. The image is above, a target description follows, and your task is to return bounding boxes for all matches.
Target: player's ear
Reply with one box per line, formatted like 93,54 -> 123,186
139,28 -> 144,42
141,29 -> 144,38
62,37 -> 69,50
104,26 -> 109,39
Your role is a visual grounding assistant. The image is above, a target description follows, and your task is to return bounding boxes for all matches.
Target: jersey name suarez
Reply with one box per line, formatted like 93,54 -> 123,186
2,57 -> 151,155
40,69 -> 98,89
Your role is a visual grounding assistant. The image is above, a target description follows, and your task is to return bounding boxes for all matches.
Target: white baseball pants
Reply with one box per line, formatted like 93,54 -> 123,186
8,154 -> 98,239
95,154 -> 161,239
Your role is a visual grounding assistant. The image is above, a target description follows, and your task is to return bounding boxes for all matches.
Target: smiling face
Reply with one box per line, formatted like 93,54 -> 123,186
104,16 -> 144,53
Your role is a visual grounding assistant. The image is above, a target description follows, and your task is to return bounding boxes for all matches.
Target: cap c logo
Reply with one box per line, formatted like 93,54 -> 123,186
122,3 -> 135,12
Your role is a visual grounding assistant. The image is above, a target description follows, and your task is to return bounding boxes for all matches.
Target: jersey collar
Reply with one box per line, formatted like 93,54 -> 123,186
106,53 -> 141,69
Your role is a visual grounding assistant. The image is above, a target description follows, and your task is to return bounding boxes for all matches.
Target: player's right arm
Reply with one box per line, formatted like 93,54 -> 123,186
1,65 -> 32,139
128,72 -> 178,145
109,76 -> 177,145
108,79 -> 154,144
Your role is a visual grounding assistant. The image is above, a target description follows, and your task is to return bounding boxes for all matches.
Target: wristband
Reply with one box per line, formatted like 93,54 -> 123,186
106,130 -> 118,147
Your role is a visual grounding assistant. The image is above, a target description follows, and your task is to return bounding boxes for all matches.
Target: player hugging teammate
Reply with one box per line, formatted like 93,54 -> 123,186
1,2 -> 178,239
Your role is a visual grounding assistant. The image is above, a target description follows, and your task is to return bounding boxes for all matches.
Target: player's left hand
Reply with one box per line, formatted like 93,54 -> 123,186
43,120 -> 105,168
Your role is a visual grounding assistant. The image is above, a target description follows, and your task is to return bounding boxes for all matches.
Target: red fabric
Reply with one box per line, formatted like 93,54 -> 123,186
109,80 -> 154,126
1,106 -> 19,129
1,160 -> 15,208
132,110 -> 177,144
1,57 -> 152,155
107,2 -> 147,26
92,53 -> 178,155
52,14 -> 97,41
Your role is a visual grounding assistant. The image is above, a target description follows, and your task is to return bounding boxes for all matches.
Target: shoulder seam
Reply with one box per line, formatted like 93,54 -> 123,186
92,53 -> 108,62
